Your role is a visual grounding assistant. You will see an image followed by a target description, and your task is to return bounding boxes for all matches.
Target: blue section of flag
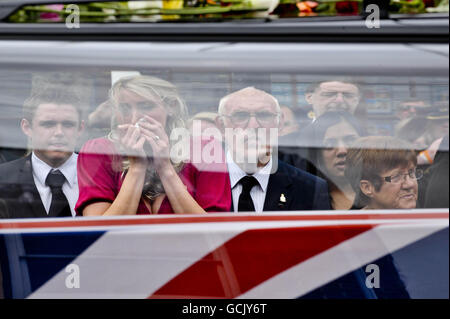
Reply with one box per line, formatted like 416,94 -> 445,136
300,254 -> 410,299
299,228 -> 449,299
1,225 -> 448,299
390,227 -> 449,298
0,231 -> 105,298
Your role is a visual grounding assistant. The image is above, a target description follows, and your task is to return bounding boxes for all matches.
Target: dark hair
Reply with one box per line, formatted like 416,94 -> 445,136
308,111 -> 365,148
23,87 -> 83,123
304,111 -> 366,194
305,78 -> 363,95
345,136 -> 418,208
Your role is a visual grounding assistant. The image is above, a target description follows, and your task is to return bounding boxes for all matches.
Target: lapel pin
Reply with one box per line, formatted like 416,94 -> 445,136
279,193 -> 286,204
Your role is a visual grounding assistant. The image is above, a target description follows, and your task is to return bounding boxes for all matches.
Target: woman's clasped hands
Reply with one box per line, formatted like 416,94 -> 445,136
118,115 -> 171,171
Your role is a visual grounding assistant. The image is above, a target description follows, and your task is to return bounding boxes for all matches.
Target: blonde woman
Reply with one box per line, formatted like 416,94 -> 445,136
75,75 -> 231,216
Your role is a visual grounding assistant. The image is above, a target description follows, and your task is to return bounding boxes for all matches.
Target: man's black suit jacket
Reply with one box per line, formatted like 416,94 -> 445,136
234,159 -> 331,212
0,155 -> 48,219
0,156 -> 331,217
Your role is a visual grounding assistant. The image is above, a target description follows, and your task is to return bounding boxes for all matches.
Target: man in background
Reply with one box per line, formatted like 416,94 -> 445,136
305,79 -> 362,121
395,98 -> 428,121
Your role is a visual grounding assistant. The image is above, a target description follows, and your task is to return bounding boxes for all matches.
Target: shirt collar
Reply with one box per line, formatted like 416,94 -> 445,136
31,152 -> 78,187
226,150 -> 272,192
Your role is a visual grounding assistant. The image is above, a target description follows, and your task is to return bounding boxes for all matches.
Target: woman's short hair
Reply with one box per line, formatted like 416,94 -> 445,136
345,136 -> 418,208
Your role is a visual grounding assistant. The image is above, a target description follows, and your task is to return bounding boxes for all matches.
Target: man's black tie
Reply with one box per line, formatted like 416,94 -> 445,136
45,170 -> 72,217
238,175 -> 259,212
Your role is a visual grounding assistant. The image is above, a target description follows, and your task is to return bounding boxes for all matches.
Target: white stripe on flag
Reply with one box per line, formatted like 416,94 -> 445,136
238,221 -> 448,298
28,219 -> 446,298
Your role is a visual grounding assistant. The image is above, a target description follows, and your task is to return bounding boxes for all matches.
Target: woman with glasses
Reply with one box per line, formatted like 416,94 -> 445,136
75,75 -> 231,216
315,135 -> 414,299
345,136 -> 422,210
305,111 -> 366,210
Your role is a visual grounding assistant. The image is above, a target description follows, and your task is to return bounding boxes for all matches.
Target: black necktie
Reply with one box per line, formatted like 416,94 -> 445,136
45,170 -> 72,217
238,175 -> 259,212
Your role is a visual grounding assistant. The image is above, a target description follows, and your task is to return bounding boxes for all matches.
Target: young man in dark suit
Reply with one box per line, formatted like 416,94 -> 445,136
215,87 -> 331,212
0,88 -> 84,218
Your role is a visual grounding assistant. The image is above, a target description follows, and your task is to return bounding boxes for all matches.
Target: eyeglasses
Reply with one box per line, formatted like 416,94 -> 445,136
319,91 -> 358,100
222,111 -> 280,126
381,168 -> 423,184
323,136 -> 359,149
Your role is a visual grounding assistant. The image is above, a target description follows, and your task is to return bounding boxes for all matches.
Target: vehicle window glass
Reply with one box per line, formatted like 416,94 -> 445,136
0,39 -> 448,218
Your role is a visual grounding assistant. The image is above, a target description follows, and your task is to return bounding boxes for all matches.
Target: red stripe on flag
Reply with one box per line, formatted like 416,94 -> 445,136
0,212 -> 447,230
149,224 -> 374,299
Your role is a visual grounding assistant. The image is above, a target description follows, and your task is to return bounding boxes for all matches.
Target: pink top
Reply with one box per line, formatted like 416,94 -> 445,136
75,137 -> 231,215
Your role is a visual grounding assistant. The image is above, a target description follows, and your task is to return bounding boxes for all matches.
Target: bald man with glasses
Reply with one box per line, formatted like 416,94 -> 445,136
215,87 -> 331,212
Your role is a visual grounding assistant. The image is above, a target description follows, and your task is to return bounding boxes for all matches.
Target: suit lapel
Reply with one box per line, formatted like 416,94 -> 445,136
226,158 -> 293,212
17,155 -> 48,218
263,161 -> 292,212
224,163 -> 235,212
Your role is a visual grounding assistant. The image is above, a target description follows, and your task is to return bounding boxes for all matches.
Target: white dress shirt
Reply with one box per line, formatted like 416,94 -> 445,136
226,151 -> 272,213
31,152 -> 79,217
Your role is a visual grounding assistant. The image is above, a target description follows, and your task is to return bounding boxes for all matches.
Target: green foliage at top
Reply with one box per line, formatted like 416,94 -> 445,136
6,0 -> 448,23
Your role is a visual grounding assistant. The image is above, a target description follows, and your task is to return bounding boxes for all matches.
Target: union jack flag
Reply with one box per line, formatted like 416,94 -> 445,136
0,209 -> 448,299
